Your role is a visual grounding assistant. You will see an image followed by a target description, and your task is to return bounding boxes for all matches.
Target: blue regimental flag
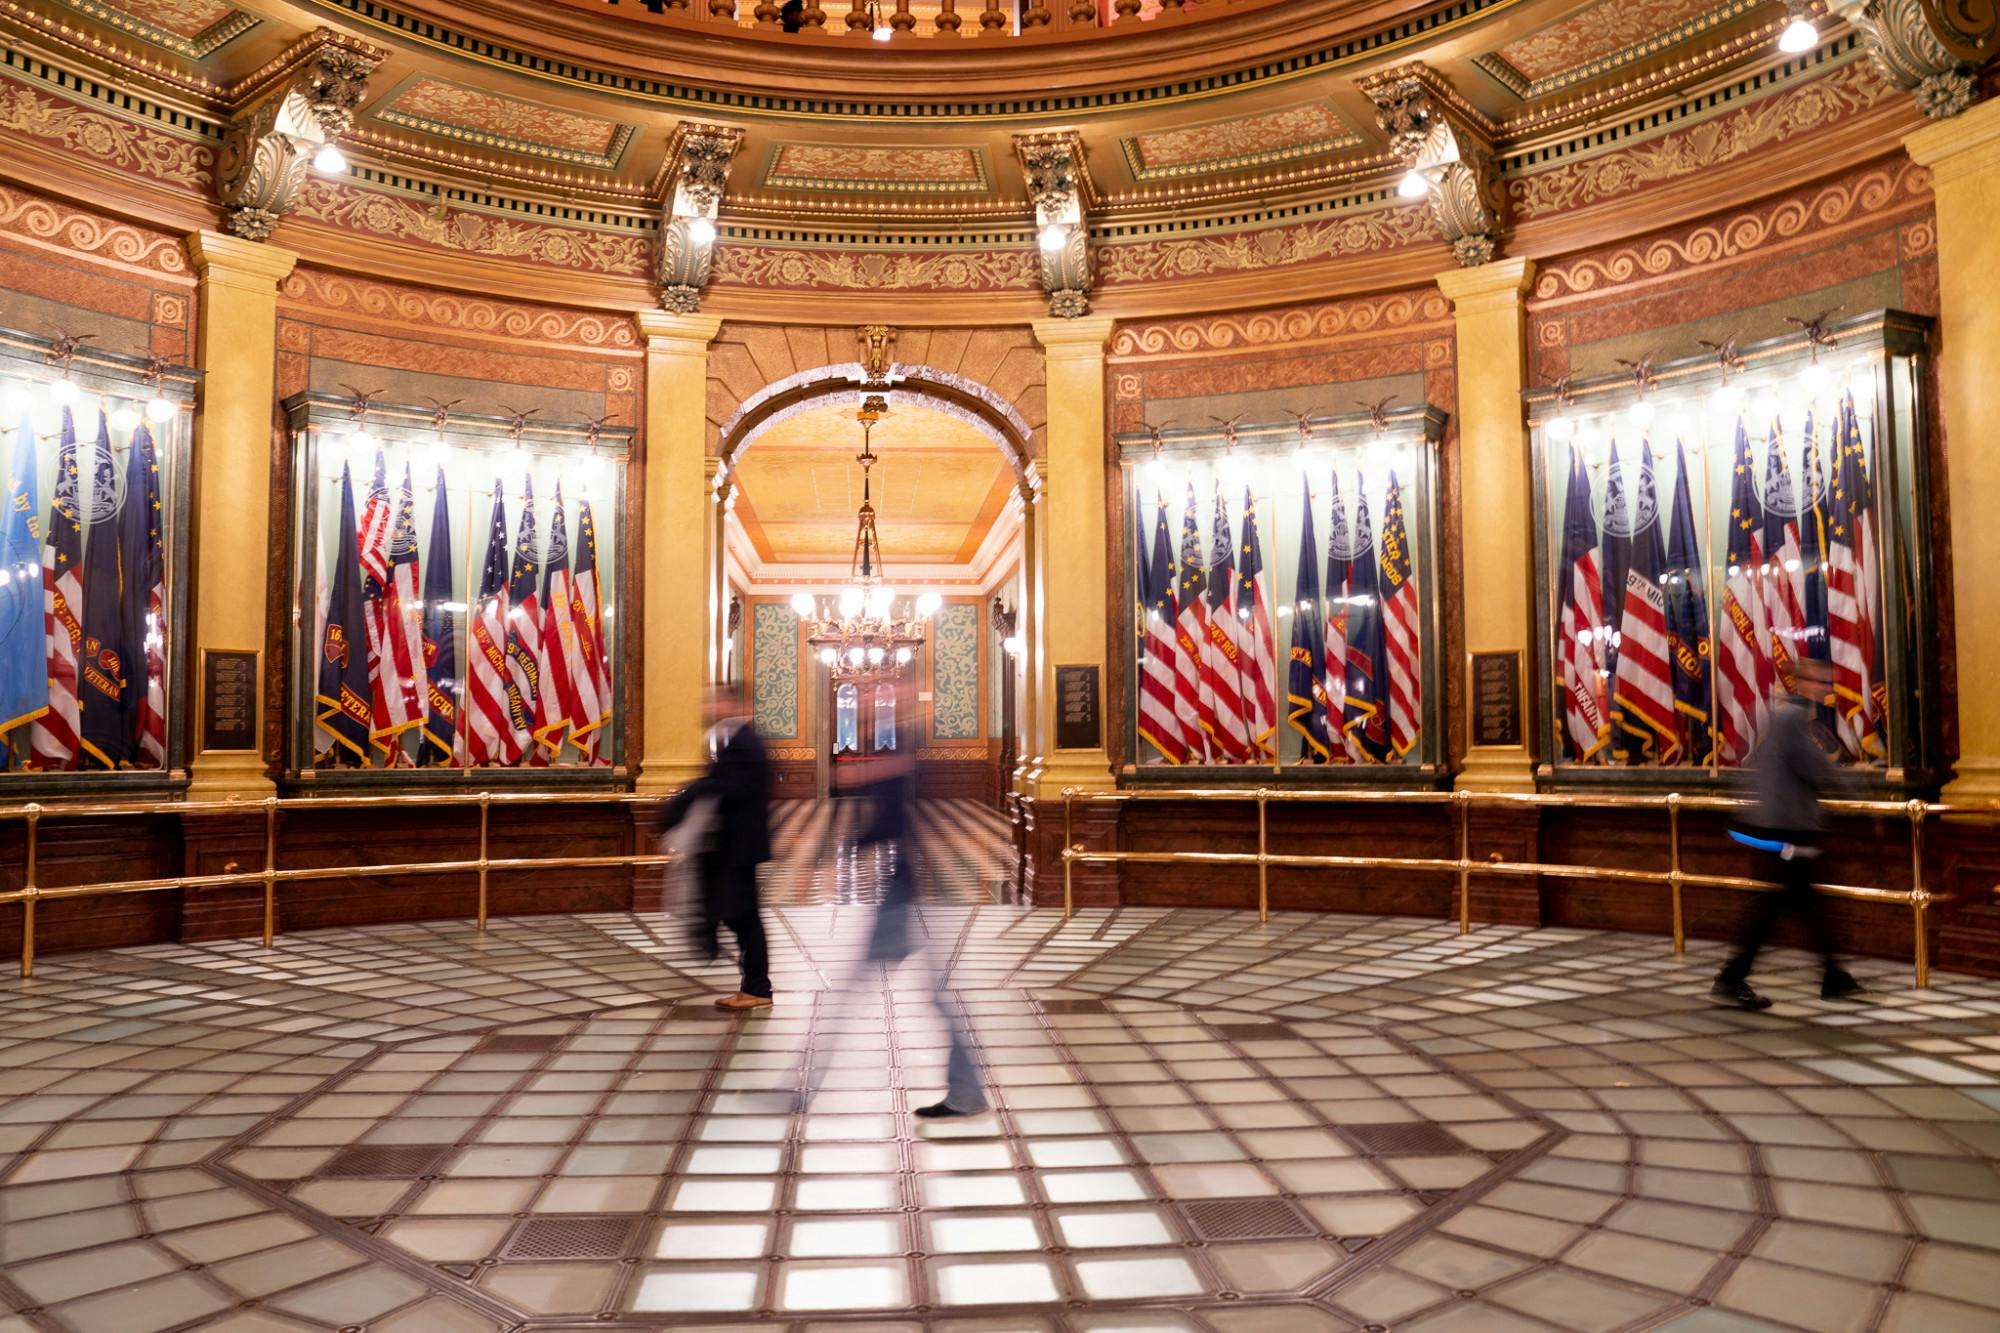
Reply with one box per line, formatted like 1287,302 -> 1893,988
504,476 -> 544,750
1664,442 -> 1713,765
78,411 -> 132,769
315,462 -> 372,763
122,424 -> 166,768
0,412 -> 45,758
1342,488 -> 1390,763
1598,444 -> 1633,693
1800,410 -> 1832,669
1611,445 -> 1675,762
1287,477 -> 1330,762
420,466 -> 461,765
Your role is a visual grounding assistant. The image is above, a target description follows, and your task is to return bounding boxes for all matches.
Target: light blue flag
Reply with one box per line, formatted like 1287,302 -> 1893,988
0,414 -> 47,762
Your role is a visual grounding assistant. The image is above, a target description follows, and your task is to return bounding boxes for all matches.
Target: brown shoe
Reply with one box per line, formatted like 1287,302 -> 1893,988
714,992 -> 774,1011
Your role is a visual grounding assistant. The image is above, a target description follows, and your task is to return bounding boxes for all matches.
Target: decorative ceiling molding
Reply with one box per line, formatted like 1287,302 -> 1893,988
656,120 -> 744,313
1118,100 -> 1362,181
1362,62 -> 1507,267
218,32 -> 381,240
1837,0 -> 1983,117
759,142 -> 991,194
1015,129 -> 1094,319
369,76 -> 635,169
1472,0 -> 1759,100
50,0 -> 257,59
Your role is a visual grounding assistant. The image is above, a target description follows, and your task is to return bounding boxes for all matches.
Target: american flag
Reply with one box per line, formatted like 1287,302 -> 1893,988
1717,419 -> 1772,765
28,409 -> 81,770
125,424 -> 166,768
1556,445 -> 1608,761
1825,390 -> 1882,757
1342,487 -> 1390,763
467,480 -> 524,766
1137,492 -> 1186,763
1324,471 -> 1356,763
1611,443 -> 1678,760
1663,442 -> 1712,765
1236,488 -> 1277,761
1380,470 -> 1421,758
77,411 -> 130,770
361,459 -> 426,760
505,477 -> 546,765
534,485 -> 582,760
1287,476 -> 1331,762
571,499 -> 613,764
1171,483 -> 1210,764
1200,484 -> 1251,763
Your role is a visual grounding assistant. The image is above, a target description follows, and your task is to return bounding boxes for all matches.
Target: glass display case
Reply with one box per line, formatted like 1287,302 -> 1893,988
1525,309 -> 1940,789
1118,405 -> 1447,783
285,392 -> 632,785
0,329 -> 194,786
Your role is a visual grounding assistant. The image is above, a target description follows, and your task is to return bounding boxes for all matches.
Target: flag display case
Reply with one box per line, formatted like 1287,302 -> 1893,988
1526,309 -> 1940,792
1117,405 -> 1447,784
0,328 -> 195,789
284,392 -> 632,787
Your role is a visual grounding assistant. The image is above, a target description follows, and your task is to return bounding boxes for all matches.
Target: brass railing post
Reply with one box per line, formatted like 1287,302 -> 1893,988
261,796 -> 278,949
1455,789 -> 1471,935
1668,792 -> 1685,954
1256,788 -> 1270,925
1062,787 -> 1074,921
478,792 -> 492,932
20,802 -> 39,979
1909,799 -> 1929,989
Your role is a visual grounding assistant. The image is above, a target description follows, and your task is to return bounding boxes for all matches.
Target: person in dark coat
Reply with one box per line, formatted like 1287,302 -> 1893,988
1713,655 -> 1863,1010
656,682 -> 775,1011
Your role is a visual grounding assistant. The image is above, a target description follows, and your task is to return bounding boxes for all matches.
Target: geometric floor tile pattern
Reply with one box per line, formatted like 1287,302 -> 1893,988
1,822 -> 1999,1329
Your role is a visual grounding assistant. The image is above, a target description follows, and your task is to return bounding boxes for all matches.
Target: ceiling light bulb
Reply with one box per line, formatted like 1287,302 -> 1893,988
1778,15 -> 1816,52
791,592 -> 816,619
872,22 -> 892,40
109,403 -> 141,432
915,591 -> 942,617
312,142 -> 348,175
868,586 -> 896,619
686,215 -> 717,245
838,587 -> 864,619
1629,400 -> 1656,428
1801,361 -> 1830,395
819,646 -> 837,666
847,647 -> 865,666
145,395 -> 174,424
49,378 -> 78,406
867,646 -> 886,665
1038,223 -> 1067,252
1710,384 -> 1743,419
895,647 -> 912,664
1546,415 -> 1575,441
1003,634 -> 1024,656
1397,169 -> 1428,199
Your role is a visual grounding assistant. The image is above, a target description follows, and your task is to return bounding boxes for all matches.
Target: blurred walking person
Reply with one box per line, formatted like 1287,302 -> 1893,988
853,686 -> 987,1119
1713,654 -> 1863,1010
656,682 -> 775,1010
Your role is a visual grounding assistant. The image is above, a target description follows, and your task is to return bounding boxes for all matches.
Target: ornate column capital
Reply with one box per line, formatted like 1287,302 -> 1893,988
656,122 -> 745,314
1015,130 -> 1097,319
216,30 -> 382,242
1361,62 -> 1507,268
1906,93 -> 2000,180
1032,314 -> 1115,353
1838,0 -> 1984,119
1435,257 -> 1536,314
636,310 -> 725,354
186,230 -> 301,289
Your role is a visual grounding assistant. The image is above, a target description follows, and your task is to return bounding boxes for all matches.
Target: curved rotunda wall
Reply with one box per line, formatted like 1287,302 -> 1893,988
0,0 -> 1995,979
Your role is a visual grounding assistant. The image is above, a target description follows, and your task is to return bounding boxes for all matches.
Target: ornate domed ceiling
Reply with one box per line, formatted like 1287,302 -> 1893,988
0,0 -> 1982,317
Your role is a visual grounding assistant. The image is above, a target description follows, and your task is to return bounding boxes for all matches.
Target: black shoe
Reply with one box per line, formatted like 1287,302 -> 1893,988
1711,978 -> 1774,1011
1821,971 -> 1865,1000
913,1100 -> 987,1119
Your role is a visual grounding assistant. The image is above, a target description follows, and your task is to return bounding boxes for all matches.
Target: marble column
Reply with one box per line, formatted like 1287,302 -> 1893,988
1436,257 -> 1537,793
1030,317 -> 1116,799
635,311 -> 723,793
1908,101 -> 2000,802
185,232 -> 298,799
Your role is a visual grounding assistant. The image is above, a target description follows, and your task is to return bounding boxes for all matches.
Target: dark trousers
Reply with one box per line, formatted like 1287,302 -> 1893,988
1720,848 -> 1843,985
724,912 -> 771,998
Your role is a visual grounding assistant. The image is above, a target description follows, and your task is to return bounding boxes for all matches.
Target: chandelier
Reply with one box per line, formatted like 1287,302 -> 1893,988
791,398 -> 940,679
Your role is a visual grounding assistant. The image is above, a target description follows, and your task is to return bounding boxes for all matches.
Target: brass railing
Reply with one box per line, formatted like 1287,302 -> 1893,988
0,792 -> 674,980
1060,787 -> 1994,988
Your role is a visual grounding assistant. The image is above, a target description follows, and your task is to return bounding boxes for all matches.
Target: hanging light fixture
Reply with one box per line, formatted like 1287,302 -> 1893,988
793,399 -> 939,679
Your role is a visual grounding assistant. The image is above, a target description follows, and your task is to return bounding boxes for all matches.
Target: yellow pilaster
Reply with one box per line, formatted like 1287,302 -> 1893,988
1437,257 -> 1537,793
635,311 -> 723,793
185,232 -> 298,799
1908,101 -> 2000,802
1014,468 -> 1044,794
1030,316 -> 1115,798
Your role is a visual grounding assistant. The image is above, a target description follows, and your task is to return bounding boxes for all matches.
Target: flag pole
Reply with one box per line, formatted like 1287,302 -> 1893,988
1697,426 -> 1721,777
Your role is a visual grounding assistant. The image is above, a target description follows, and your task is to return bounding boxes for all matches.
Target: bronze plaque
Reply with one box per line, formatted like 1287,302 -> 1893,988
1054,664 -> 1101,751
201,648 -> 258,752
1469,650 -> 1523,750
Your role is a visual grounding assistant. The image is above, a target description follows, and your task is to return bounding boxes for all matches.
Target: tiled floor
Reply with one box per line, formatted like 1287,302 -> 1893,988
760,798 -> 1010,906
5,822 -> 2000,1330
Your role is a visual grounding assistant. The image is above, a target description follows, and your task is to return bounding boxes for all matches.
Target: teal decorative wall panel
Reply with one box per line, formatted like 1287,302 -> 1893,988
752,602 -> 799,739
932,601 -> 981,741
